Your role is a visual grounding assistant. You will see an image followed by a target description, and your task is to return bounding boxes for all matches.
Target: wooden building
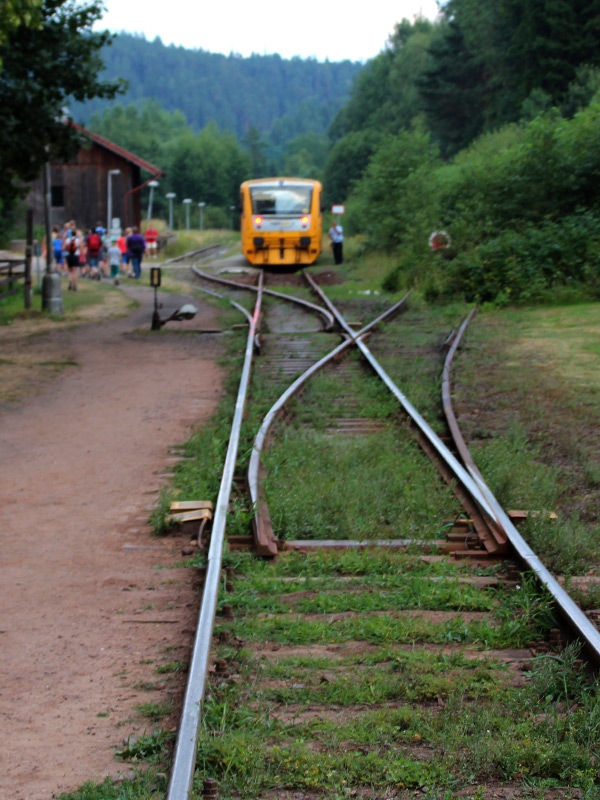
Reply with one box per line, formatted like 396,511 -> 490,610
27,125 -> 164,234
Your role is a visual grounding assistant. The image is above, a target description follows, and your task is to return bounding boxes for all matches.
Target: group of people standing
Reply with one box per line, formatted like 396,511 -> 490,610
52,222 -> 156,291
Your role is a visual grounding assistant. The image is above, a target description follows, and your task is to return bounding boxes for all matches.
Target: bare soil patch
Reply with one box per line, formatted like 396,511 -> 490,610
0,282 -> 224,799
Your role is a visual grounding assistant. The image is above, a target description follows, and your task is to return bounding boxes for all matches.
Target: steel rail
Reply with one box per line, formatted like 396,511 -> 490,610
160,243 -> 224,266
442,306 -> 485,482
302,272 -> 502,526
192,278 -> 255,328
166,272 -> 264,800
441,308 -> 600,665
194,268 -> 335,331
248,291 -> 410,555
305,273 -> 600,666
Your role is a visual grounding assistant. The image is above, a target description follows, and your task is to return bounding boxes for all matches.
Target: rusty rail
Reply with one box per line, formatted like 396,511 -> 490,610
440,307 -> 600,665
248,289 -> 410,555
194,268 -> 335,331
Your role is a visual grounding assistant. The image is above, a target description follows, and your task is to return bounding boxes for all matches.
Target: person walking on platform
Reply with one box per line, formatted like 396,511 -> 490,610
63,221 -> 81,290
126,226 -> 146,279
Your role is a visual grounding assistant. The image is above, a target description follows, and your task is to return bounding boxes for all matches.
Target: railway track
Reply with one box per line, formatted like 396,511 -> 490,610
164,265 -> 600,799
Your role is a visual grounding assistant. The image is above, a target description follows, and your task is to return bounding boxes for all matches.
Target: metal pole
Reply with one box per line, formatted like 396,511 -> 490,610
107,169 -> 121,234
107,172 -> 112,234
41,162 -> 63,314
166,193 -> 176,230
24,209 -> 33,310
147,184 -> 154,220
147,180 -> 159,221
43,162 -> 52,275
183,199 -> 192,231
199,202 -> 205,232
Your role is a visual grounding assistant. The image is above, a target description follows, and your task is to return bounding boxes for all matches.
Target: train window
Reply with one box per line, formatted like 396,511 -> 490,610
250,185 -> 313,216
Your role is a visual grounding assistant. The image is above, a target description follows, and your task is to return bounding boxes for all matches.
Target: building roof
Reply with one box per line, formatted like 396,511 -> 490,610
72,123 -> 166,177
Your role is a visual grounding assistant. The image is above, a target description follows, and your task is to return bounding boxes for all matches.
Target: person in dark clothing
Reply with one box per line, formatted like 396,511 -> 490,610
126,226 -> 146,279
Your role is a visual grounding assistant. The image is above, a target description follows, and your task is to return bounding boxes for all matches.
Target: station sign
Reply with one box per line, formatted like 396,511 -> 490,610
331,204 -> 346,215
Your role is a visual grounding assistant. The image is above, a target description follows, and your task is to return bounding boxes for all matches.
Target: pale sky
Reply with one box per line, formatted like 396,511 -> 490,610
96,1 -> 441,63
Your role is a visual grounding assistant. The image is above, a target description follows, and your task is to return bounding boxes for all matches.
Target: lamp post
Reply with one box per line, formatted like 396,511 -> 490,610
166,192 -> 176,229
107,169 -> 121,234
198,202 -> 205,232
183,198 -> 192,231
147,180 -> 159,220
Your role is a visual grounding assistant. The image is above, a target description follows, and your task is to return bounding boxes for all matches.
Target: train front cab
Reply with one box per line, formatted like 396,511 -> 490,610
241,179 -> 322,267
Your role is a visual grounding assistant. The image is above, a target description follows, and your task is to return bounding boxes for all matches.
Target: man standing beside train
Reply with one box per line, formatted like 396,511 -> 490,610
328,219 -> 344,265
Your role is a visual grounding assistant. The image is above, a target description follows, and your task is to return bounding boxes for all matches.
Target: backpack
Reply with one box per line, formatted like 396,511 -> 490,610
88,232 -> 101,251
66,236 -> 77,254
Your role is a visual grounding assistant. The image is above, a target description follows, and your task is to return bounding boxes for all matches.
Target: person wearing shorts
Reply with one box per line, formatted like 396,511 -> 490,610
107,237 -> 122,285
118,228 -> 131,274
145,226 -> 158,258
63,221 -> 81,291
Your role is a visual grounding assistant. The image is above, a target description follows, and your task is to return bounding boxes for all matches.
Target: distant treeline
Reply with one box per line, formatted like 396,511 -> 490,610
75,33 -> 363,146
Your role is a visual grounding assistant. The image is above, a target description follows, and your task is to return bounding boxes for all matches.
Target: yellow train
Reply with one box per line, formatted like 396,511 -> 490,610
240,178 -> 323,267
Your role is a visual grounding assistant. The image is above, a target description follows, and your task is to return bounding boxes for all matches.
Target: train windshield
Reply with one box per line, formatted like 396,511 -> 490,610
250,184 -> 312,216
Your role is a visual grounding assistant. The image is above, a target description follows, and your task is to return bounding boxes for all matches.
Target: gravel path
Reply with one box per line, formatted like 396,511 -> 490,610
0,284 -> 224,799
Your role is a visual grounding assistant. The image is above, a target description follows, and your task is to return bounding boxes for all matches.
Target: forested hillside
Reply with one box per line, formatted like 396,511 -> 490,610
322,0 -> 600,307
75,33 -> 363,143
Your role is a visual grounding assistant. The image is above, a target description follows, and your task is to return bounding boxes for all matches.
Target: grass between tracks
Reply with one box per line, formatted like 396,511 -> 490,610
186,550 -> 600,799
59,261 -> 600,798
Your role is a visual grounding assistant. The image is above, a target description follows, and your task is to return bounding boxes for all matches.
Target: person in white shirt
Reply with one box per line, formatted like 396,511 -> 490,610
328,221 -> 344,264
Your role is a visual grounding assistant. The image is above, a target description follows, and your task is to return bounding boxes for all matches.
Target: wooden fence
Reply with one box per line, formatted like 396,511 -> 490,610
0,257 -> 28,303
0,209 -> 33,308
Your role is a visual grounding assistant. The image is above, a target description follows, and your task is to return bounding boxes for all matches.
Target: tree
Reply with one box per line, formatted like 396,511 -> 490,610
242,126 -> 268,178
89,100 -> 189,165
0,0 -> 41,53
418,19 -> 486,157
323,129 -> 381,205
0,0 -> 122,220
329,18 -> 435,142
168,123 -> 249,208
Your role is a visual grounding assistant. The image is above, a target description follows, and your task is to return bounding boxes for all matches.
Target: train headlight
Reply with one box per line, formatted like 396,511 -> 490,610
300,215 -> 310,228
254,216 -> 263,228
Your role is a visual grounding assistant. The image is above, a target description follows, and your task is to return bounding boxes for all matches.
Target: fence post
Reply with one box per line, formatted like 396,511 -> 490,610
24,209 -> 33,310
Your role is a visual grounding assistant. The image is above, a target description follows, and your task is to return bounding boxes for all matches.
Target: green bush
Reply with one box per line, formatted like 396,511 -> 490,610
363,103 -> 600,304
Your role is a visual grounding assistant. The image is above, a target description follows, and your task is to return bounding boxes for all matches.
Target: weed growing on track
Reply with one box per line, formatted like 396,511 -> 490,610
188,549 -> 600,799
135,700 -> 173,723
140,271 -> 600,799
260,308 -> 469,542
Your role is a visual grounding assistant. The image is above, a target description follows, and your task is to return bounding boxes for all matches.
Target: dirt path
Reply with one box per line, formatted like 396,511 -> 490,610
0,284 -> 224,799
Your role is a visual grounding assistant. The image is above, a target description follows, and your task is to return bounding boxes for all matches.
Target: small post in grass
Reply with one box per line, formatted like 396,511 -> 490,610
150,266 -> 198,331
150,266 -> 162,331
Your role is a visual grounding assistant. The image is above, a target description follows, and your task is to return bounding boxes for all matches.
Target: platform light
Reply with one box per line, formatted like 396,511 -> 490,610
147,180 -> 159,220
107,169 -> 121,234
166,192 -> 176,229
183,198 -> 192,231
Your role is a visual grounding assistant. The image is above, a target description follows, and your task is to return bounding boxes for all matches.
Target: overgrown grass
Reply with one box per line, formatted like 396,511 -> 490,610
453,303 -> 600,573
160,229 -> 239,260
189,545 -> 600,798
